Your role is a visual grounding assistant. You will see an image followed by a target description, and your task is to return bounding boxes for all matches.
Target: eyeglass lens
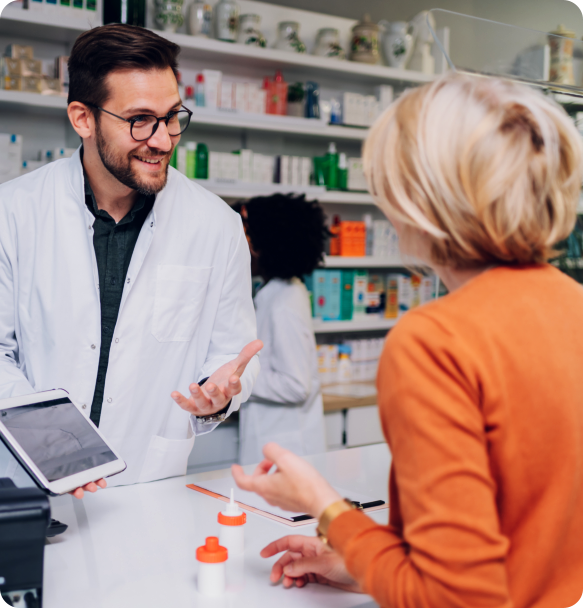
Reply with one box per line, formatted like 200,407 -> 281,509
131,110 -> 191,141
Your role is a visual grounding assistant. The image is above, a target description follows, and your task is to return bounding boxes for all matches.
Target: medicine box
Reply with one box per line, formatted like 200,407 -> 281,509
312,270 -> 328,319
0,134 -> 23,184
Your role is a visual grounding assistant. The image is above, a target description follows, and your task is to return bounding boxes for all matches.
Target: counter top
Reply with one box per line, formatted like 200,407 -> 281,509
44,444 -> 391,608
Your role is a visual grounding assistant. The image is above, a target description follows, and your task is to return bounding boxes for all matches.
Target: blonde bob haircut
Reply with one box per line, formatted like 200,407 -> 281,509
364,73 -> 583,268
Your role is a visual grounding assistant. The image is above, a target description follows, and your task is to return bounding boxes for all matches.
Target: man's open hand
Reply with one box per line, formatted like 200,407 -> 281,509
171,339 -> 263,417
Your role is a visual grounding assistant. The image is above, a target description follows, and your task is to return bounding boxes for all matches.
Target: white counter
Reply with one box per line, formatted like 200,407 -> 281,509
45,444 -> 391,608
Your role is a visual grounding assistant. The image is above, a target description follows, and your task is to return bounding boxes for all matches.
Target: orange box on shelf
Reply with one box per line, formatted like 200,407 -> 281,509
339,221 -> 366,256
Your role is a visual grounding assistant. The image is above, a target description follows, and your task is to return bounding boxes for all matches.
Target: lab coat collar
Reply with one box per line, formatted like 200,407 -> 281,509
67,145 -> 159,229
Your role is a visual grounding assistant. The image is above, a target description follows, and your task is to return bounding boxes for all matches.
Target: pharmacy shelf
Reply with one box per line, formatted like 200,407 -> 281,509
322,392 -> 377,413
318,191 -> 375,205
0,89 -> 67,114
193,179 -> 326,199
0,6 -> 434,87
0,4 -> 93,42
188,107 -> 367,140
323,255 -> 407,268
312,318 -> 397,333
164,30 -> 435,86
0,89 -> 367,139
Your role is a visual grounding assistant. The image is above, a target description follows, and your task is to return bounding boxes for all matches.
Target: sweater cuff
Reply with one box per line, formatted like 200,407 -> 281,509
328,508 -> 379,555
328,508 -> 405,596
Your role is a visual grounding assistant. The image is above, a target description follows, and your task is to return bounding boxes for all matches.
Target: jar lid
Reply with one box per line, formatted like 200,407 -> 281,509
196,537 -> 228,563
218,511 -> 247,526
551,24 -> 576,38
353,13 -> 379,32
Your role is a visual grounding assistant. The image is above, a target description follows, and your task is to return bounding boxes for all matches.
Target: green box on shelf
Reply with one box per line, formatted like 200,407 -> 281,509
340,270 -> 354,321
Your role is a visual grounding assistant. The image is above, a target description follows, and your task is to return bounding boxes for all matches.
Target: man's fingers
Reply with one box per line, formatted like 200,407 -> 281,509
222,375 -> 242,399
233,339 -> 263,376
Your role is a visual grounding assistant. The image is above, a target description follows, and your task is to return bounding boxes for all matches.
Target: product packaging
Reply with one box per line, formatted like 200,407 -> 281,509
196,537 -> 228,596
0,134 -> 23,184
202,69 -> 222,109
218,489 -> 246,557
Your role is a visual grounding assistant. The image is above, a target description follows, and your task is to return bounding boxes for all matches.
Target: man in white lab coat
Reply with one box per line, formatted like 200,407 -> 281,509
0,24 -> 261,491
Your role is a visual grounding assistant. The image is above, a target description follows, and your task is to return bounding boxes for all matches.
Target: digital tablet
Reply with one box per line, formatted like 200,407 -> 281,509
0,389 -> 126,496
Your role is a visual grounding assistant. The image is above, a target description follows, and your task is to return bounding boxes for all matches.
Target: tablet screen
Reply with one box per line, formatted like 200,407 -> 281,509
0,397 -> 117,482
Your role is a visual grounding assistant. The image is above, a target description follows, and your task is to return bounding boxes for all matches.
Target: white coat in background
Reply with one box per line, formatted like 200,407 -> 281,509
0,148 -> 260,486
239,277 -> 325,465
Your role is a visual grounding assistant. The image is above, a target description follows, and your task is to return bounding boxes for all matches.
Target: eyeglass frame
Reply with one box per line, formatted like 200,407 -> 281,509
85,102 -> 193,142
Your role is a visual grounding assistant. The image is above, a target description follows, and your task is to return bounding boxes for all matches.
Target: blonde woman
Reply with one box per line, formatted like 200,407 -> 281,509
232,73 -> 583,608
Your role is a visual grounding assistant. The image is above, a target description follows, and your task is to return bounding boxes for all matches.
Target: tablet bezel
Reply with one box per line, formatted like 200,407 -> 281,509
0,389 -> 126,495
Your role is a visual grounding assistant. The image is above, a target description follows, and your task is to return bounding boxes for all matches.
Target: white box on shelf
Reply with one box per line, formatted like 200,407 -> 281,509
347,157 -> 367,191
279,155 -> 290,185
202,69 -> 222,109
234,82 -> 247,111
290,156 -> 300,186
375,85 -> 394,112
0,134 -> 22,184
219,81 -> 234,110
239,149 -> 253,182
209,151 -> 221,180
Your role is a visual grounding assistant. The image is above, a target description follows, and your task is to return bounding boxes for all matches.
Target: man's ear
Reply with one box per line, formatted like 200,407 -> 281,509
67,102 -> 94,139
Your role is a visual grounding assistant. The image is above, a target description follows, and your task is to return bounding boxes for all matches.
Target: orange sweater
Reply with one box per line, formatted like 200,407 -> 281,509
329,265 -> 583,608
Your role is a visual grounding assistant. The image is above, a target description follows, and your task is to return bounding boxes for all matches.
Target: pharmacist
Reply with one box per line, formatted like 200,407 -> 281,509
0,24 -> 261,491
234,196 -> 327,465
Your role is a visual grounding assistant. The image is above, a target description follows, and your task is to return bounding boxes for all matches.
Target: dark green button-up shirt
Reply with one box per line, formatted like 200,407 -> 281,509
84,173 -> 155,426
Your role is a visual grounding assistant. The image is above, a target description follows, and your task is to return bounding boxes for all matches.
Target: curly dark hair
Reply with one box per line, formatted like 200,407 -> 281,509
234,194 -> 328,280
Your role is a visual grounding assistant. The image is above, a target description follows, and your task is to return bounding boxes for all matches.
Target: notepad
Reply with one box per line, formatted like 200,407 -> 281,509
187,476 -> 386,526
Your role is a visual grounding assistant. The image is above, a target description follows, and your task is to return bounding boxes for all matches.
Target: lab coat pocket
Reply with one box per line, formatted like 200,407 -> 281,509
138,434 -> 195,484
152,265 -> 212,342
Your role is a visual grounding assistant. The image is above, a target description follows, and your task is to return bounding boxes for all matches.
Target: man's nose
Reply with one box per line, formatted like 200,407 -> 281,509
147,120 -> 172,152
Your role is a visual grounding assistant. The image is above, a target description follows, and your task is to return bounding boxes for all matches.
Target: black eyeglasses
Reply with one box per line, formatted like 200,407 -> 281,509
87,103 -> 193,142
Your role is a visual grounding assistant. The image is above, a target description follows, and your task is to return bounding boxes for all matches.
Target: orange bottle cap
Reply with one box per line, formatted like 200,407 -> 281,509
196,537 -> 228,563
218,511 -> 247,526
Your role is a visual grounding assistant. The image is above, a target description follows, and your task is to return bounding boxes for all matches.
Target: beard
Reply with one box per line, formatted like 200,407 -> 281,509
95,119 -> 173,196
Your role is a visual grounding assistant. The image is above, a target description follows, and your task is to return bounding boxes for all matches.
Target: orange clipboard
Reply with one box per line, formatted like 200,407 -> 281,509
186,483 -> 387,527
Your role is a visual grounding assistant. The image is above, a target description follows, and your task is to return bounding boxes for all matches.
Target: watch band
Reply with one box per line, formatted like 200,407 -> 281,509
195,377 -> 232,425
316,498 -> 356,546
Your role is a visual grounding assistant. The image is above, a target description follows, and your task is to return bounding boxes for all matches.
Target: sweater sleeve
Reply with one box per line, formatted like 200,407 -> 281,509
328,310 -> 512,608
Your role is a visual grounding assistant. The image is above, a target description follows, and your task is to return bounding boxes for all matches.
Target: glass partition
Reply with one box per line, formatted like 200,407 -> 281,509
428,9 -> 583,100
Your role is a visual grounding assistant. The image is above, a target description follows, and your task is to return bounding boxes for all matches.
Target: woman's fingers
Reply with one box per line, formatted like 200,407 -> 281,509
253,459 -> 274,477
261,535 -> 321,558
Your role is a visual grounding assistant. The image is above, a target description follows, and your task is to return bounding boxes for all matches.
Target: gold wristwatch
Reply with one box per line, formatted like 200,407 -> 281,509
316,499 -> 357,546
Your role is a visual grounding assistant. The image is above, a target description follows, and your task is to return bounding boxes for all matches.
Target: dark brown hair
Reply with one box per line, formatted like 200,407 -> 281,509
68,24 -> 180,108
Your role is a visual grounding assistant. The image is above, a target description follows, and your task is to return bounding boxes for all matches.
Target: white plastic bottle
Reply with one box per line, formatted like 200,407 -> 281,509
218,489 -> 246,557
196,536 -> 228,596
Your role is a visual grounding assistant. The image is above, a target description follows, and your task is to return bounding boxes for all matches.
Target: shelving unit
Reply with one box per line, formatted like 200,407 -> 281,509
192,179 -> 326,199
312,317 -> 398,333
323,255 -> 407,268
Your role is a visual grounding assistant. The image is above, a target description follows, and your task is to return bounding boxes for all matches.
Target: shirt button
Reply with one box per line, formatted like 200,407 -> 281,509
91,344 -> 96,349
126,278 -> 130,284
107,398 -> 112,403
150,222 -> 154,227
81,404 -> 87,409
115,338 -> 119,343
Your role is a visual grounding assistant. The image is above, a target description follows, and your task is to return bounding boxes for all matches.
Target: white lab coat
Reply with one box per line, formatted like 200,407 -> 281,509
239,278 -> 325,465
0,148 -> 259,486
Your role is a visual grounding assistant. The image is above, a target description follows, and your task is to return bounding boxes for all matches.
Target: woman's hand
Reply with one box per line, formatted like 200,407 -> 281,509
69,478 -> 107,499
231,442 -> 342,518
262,535 -> 362,593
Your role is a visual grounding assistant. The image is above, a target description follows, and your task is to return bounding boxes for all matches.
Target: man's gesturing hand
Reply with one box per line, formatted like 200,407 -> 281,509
171,339 -> 263,417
